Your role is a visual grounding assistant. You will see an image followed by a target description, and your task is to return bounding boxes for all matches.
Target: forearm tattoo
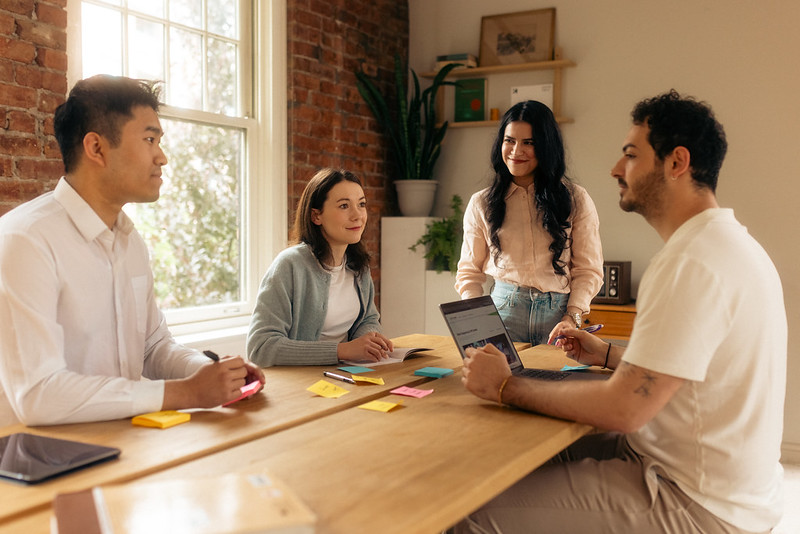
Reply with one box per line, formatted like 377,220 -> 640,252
619,362 -> 658,398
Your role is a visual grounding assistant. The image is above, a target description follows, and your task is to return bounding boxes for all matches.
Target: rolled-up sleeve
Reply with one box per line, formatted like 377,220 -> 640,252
455,192 -> 490,299
567,186 -> 604,312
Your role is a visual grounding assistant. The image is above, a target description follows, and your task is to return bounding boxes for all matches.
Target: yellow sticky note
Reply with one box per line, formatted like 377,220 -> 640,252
307,379 -> 350,398
358,400 -> 403,413
132,410 -> 190,429
352,375 -> 385,385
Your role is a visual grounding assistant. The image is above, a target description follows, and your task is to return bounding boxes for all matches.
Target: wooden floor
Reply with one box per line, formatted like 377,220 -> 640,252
775,462 -> 800,533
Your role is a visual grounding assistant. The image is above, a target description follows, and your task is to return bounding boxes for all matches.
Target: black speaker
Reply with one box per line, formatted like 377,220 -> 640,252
592,261 -> 632,304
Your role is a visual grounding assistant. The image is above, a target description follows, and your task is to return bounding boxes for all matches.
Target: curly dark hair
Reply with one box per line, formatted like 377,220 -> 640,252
292,168 -> 371,274
631,89 -> 727,192
486,100 -> 573,277
54,75 -> 162,173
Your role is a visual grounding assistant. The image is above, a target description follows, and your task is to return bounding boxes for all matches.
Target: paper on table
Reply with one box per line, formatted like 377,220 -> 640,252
343,347 -> 431,367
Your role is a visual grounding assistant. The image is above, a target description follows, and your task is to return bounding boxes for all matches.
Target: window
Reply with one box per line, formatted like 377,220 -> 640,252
67,0 -> 287,336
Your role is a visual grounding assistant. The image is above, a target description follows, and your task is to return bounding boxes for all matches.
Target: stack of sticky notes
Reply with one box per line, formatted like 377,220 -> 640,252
414,367 -> 453,378
132,410 -> 190,429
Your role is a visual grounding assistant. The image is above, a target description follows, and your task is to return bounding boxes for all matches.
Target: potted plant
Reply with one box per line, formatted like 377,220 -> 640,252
356,56 -> 460,216
409,195 -> 463,273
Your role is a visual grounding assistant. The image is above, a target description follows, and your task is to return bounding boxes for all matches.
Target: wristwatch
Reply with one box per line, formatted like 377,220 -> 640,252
570,312 -> 582,328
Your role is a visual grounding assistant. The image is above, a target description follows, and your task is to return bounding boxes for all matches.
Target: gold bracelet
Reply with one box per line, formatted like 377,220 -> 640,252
497,376 -> 511,405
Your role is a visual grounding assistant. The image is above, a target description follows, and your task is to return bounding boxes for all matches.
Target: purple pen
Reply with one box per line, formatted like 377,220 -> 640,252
553,323 -> 604,343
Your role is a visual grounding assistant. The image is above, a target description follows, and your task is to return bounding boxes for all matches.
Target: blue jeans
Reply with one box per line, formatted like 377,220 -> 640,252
490,280 -> 569,346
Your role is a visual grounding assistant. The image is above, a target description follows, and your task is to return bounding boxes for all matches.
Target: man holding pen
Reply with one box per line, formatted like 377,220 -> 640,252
0,75 -> 264,427
457,91 -> 786,533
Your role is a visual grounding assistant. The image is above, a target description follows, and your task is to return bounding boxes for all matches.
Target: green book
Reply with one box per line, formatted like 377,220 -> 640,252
454,78 -> 486,122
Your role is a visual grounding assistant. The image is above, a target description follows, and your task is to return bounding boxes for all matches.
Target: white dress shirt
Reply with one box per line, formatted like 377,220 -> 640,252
0,178 -> 207,426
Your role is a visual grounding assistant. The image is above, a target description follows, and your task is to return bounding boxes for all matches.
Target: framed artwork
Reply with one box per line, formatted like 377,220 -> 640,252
479,8 -> 556,66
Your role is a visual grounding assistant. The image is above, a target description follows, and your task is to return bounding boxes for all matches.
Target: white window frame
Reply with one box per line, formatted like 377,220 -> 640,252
65,0 -> 287,341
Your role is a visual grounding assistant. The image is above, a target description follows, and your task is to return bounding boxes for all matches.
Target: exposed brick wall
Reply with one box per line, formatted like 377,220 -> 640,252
0,0 -> 67,216
287,0 -> 409,306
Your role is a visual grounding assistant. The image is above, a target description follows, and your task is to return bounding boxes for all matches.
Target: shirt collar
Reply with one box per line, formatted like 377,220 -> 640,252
504,180 -> 533,201
54,177 -> 135,242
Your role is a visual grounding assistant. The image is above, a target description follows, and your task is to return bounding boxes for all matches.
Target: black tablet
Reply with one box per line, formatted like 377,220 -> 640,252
0,432 -> 121,484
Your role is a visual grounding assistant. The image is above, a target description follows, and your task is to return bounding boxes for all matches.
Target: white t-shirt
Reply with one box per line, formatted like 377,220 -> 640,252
319,261 -> 359,343
624,208 -> 786,532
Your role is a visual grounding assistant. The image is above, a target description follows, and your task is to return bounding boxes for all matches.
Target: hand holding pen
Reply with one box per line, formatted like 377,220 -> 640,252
550,323 -> 604,345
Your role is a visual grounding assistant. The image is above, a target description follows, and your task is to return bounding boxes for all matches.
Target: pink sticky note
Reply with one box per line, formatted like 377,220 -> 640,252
390,386 -> 433,398
223,380 -> 261,407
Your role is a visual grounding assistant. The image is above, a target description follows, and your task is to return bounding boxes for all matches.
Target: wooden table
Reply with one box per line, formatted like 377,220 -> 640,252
1,338 -> 592,534
0,334 -> 456,525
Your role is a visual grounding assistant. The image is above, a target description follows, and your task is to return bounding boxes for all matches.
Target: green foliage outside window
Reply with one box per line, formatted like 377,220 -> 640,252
126,119 -> 242,309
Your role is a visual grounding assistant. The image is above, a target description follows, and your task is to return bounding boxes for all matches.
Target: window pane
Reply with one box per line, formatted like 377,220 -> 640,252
207,38 -> 236,115
168,27 -> 203,109
126,118 -> 243,309
169,0 -> 203,30
129,16 -> 165,81
81,4 -> 122,76
208,0 -> 237,39
127,0 -> 164,17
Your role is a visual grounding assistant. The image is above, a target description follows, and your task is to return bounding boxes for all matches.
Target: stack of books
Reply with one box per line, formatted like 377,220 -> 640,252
434,53 -> 477,71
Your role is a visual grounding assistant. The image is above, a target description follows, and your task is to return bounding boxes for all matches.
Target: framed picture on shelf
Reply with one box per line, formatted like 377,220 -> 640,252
479,8 -> 556,67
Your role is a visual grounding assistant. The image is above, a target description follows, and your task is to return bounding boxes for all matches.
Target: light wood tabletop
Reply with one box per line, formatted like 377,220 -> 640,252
1,341 -> 594,534
0,334 -> 458,525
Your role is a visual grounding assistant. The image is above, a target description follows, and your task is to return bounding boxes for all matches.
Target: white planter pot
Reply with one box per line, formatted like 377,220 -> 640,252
395,179 -> 438,217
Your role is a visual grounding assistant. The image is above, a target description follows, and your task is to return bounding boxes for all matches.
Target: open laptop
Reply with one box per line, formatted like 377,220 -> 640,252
439,295 -> 609,381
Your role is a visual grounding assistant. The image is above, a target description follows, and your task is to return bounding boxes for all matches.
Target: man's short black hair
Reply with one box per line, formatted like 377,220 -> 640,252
54,75 -> 162,173
632,89 -> 727,192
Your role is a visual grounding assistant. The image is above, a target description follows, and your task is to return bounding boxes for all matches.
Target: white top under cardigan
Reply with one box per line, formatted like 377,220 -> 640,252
246,243 -> 383,367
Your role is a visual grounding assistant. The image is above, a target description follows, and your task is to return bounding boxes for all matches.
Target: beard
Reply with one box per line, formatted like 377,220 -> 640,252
619,167 -> 667,218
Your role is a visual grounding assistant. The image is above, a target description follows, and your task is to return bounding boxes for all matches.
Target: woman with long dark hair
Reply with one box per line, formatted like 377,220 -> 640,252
247,168 -> 393,366
455,101 -> 604,345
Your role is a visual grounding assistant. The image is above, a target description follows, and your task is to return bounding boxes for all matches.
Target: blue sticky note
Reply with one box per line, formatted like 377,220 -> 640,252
414,367 -> 453,378
561,364 -> 591,372
338,366 -> 374,374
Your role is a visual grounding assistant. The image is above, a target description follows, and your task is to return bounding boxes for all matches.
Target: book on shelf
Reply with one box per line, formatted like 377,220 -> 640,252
434,52 -> 477,71
51,471 -> 316,534
454,78 -> 487,122
510,83 -> 554,111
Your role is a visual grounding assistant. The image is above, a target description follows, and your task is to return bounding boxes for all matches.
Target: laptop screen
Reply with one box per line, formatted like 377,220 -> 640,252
439,296 -> 524,373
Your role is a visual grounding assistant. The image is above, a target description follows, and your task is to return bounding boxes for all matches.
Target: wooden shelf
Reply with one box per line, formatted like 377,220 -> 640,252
419,59 -> 576,79
422,54 -> 576,125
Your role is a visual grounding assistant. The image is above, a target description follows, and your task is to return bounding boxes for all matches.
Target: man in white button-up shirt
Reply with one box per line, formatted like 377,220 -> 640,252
0,75 -> 264,427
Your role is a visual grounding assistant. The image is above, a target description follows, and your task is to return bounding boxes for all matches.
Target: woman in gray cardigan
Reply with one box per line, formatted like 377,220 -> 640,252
247,169 -> 393,366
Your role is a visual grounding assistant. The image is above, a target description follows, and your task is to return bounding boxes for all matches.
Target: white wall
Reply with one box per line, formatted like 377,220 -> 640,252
409,0 -> 800,459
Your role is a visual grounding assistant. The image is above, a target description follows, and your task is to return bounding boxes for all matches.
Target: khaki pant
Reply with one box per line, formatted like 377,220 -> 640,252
451,433 -> 761,534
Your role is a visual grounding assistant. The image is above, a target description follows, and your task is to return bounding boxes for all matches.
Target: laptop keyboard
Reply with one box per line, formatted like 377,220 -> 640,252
518,368 -> 571,381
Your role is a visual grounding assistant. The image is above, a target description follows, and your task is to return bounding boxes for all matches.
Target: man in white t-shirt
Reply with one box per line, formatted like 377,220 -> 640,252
456,90 -> 786,533
0,75 -> 264,426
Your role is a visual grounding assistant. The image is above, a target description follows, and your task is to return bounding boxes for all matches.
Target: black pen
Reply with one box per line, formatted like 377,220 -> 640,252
322,371 -> 355,384
203,350 -> 220,362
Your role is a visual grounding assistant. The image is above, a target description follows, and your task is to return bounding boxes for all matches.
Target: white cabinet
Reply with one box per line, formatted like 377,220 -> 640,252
380,217 -> 492,336
380,217 -> 459,337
